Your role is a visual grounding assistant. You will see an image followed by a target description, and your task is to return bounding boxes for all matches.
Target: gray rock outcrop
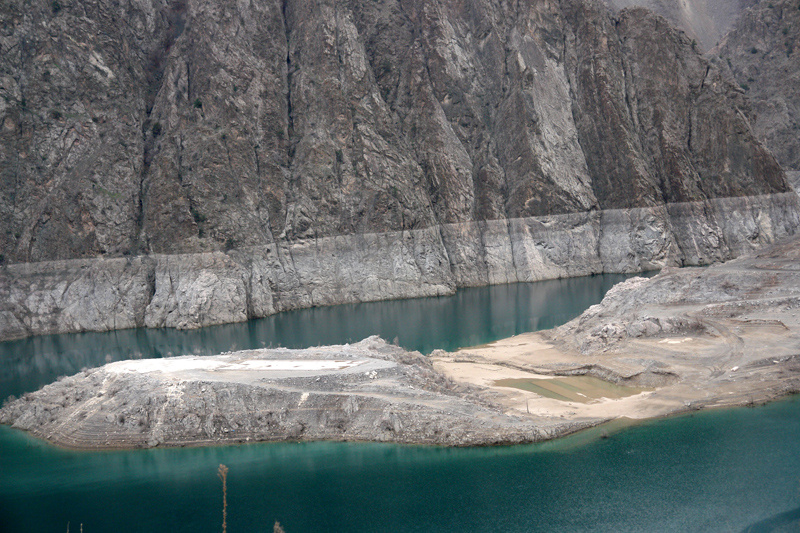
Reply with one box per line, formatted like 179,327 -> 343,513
550,233 -> 800,356
0,337 -> 582,448
1,0 -> 796,340
603,0 -> 758,51
714,0 -> 800,173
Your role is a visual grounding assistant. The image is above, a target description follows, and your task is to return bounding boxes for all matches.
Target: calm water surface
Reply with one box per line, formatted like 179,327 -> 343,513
1,274 -> 798,532
1,398 -> 799,532
0,274 -> 636,401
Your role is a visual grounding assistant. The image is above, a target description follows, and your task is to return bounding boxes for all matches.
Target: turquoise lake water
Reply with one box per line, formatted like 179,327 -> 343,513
1,273 -> 798,532
0,273 -> 635,401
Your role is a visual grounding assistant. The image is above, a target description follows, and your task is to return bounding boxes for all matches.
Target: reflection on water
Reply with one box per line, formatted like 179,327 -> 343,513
743,506 -> 800,533
0,396 -> 799,532
0,274 -> 642,401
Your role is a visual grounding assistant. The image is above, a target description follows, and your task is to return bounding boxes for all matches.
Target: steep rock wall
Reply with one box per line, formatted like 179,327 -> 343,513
714,0 -> 800,173
604,0 -> 757,51
0,0 -> 791,261
0,0 -> 796,339
2,192 -> 796,341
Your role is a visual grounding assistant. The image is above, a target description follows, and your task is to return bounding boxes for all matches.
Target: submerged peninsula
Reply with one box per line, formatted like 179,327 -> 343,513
4,234 -> 800,449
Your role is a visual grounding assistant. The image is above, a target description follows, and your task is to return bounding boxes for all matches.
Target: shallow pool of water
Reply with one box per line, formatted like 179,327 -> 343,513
494,376 -> 645,403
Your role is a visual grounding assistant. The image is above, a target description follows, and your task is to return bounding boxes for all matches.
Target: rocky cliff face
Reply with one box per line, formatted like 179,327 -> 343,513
603,0 -> 757,51
601,0 -> 800,181
2,193 -> 796,339
714,0 -> 800,174
0,0 -> 796,339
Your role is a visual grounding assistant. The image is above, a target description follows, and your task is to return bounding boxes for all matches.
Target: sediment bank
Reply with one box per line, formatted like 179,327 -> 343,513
4,234 -> 800,449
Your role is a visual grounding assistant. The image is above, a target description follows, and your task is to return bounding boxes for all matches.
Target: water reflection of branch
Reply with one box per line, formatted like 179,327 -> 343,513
218,464 -> 228,533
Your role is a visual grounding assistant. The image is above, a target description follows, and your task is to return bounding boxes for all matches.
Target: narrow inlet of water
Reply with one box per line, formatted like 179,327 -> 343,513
0,273 -> 644,401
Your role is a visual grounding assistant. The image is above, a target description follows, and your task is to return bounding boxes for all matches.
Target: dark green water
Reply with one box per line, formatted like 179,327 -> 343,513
1,273 -> 798,532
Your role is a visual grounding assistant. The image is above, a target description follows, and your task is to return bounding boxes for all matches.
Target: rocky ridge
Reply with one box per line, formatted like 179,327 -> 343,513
599,0 -> 800,196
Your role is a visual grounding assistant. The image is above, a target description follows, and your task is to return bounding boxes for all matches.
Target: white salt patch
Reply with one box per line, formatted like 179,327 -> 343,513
106,357 -> 365,374
658,337 -> 693,345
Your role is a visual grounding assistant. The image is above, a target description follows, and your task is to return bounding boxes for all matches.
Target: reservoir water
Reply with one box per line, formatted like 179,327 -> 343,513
0,273 -> 636,401
1,274 -> 798,532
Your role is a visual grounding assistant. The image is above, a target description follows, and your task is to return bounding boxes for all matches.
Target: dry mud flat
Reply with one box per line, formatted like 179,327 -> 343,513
4,236 -> 800,449
435,235 -> 800,423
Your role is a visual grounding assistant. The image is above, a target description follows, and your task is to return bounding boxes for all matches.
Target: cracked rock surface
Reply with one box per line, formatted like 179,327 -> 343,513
0,0 -> 796,340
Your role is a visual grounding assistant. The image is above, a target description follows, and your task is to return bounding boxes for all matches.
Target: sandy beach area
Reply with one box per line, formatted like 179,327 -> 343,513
433,237 -> 800,426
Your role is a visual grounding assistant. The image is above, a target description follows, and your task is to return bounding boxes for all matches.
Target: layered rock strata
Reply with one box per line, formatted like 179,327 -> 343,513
2,193 -> 797,341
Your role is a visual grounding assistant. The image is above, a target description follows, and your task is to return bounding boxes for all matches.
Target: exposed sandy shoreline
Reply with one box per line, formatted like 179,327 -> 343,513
433,329 -> 799,426
3,236 -> 800,449
433,236 -> 800,428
